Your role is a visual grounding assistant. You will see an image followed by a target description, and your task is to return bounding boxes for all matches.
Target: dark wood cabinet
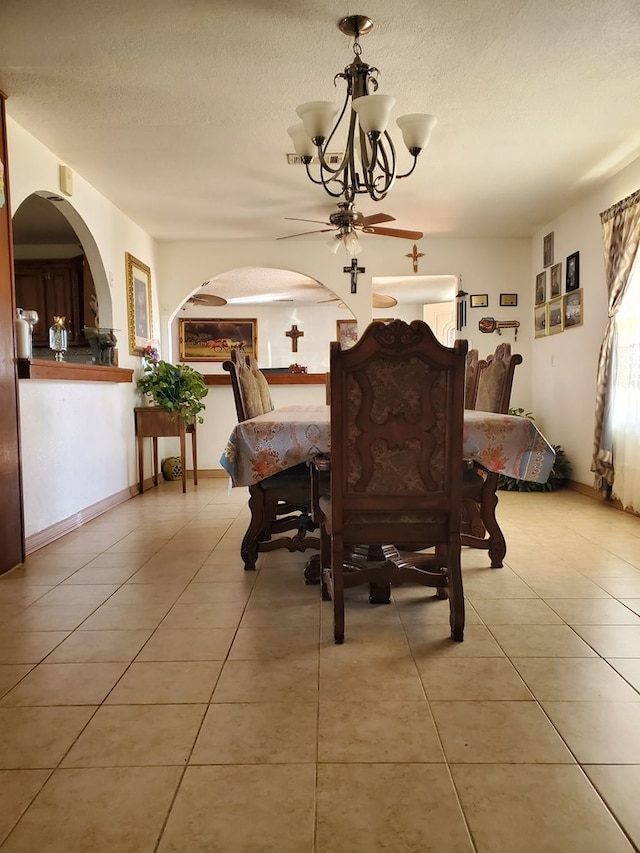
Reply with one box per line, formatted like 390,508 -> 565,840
14,257 -> 85,346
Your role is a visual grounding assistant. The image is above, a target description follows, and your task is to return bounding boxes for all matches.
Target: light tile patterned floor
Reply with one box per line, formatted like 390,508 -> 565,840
1,482 -> 640,851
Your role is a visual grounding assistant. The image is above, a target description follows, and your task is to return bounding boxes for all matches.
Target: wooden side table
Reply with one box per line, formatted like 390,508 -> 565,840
134,407 -> 198,494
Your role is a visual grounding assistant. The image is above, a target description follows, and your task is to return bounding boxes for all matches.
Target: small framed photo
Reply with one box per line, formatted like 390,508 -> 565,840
550,263 -> 562,299
178,318 -> 257,361
470,293 -> 488,308
126,252 -> 153,355
337,319 -> 358,349
548,297 -> 564,335
564,288 -> 583,329
566,251 -> 580,292
535,271 -> 546,305
534,303 -> 548,338
543,232 -> 554,268
499,293 -> 518,307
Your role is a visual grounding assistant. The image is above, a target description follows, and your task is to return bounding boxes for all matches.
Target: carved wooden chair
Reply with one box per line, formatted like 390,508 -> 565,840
461,342 -> 523,567
464,348 -> 480,408
222,347 -> 319,571
313,319 -> 467,644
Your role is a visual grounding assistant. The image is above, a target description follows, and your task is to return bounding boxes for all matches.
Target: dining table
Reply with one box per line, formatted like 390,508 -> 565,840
219,404 -> 556,487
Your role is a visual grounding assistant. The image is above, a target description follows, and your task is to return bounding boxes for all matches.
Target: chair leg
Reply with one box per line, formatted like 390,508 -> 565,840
240,485 -> 269,570
320,525 -> 332,601
331,537 -> 345,644
479,474 -> 506,568
447,542 -> 465,642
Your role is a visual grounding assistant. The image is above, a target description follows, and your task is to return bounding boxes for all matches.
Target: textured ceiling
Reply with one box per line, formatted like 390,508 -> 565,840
3,0 -> 640,248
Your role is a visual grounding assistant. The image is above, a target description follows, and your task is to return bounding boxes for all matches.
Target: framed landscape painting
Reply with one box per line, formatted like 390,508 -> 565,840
179,318 -> 257,362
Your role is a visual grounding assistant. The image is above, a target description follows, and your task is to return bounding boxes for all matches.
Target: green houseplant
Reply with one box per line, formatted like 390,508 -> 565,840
137,345 -> 208,425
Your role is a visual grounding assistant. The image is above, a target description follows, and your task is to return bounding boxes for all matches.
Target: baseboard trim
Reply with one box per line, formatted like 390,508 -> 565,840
566,478 -> 639,516
25,486 -> 136,555
25,472 -> 232,554
566,479 -> 601,500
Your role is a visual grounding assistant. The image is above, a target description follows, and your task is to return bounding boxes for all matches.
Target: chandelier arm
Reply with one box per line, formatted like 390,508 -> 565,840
303,163 -> 329,186
318,173 -> 348,199
370,132 -> 397,197
315,93 -> 353,177
396,155 -> 421,180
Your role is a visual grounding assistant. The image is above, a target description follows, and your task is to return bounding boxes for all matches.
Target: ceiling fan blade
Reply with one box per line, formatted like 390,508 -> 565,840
284,217 -> 331,225
277,228 -> 335,240
359,212 -> 395,226
336,293 -> 398,309
362,226 -> 424,240
189,294 -> 228,306
372,293 -> 398,309
318,296 -> 339,303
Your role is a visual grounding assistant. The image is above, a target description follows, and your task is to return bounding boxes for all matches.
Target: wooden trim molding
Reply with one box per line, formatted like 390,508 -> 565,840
205,373 -> 326,386
16,359 -> 134,382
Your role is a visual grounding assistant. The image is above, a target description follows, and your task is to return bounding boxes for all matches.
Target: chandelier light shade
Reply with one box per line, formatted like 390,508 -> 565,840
287,14 -> 437,205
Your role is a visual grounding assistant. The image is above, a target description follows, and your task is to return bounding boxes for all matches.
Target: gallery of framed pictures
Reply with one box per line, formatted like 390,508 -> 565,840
126,252 -> 153,355
178,318 -> 257,362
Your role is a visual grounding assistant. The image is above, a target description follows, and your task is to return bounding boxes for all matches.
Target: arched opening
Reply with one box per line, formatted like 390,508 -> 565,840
12,193 -> 114,362
169,267 -> 458,371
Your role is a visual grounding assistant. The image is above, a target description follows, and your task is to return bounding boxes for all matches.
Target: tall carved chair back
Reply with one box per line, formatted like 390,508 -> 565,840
222,351 -> 318,571
464,348 -> 480,408
462,342 -> 523,567
225,345 -> 273,422
315,319 -> 467,644
474,343 -> 523,414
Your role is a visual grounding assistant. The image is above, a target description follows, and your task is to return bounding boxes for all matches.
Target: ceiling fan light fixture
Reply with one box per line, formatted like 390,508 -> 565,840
327,234 -> 342,254
396,113 -> 438,153
287,124 -> 315,160
342,229 -> 361,256
351,94 -> 396,135
295,101 -> 339,145
289,15 -> 435,205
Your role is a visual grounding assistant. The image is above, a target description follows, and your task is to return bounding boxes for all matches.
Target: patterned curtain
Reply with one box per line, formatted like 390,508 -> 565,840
591,188 -> 640,489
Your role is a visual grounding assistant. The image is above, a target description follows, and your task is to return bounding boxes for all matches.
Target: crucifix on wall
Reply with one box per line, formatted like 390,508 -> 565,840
405,244 -> 425,273
343,258 -> 365,293
286,323 -> 304,352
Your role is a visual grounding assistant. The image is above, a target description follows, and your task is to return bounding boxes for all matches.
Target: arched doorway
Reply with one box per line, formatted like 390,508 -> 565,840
12,192 -> 113,358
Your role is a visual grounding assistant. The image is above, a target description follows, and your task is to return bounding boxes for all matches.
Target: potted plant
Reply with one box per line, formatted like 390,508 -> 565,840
137,345 -> 208,426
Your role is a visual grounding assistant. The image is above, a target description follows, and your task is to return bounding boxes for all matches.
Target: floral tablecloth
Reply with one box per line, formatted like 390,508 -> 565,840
220,405 -> 555,488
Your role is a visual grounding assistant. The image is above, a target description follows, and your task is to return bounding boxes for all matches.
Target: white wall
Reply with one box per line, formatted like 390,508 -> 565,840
8,119 -> 158,537
530,155 -> 640,486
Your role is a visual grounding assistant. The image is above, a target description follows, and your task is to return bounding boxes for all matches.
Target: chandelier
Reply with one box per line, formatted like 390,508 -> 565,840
287,15 -> 437,206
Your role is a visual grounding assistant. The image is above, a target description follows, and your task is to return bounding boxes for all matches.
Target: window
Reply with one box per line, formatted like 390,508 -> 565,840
611,257 -> 640,511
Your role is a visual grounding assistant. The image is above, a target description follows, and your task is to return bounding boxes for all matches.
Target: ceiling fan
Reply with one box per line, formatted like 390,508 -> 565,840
319,292 -> 398,309
277,201 -> 423,254
186,293 -> 228,307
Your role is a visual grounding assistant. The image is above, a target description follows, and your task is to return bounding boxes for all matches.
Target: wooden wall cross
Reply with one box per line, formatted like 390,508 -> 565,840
405,244 -> 425,273
343,258 -> 365,293
286,323 -> 304,352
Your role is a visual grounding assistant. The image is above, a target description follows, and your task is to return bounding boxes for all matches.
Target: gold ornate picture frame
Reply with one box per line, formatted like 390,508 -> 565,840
534,303 -> 548,338
179,318 -> 257,361
548,296 -> 564,335
126,253 -> 153,355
